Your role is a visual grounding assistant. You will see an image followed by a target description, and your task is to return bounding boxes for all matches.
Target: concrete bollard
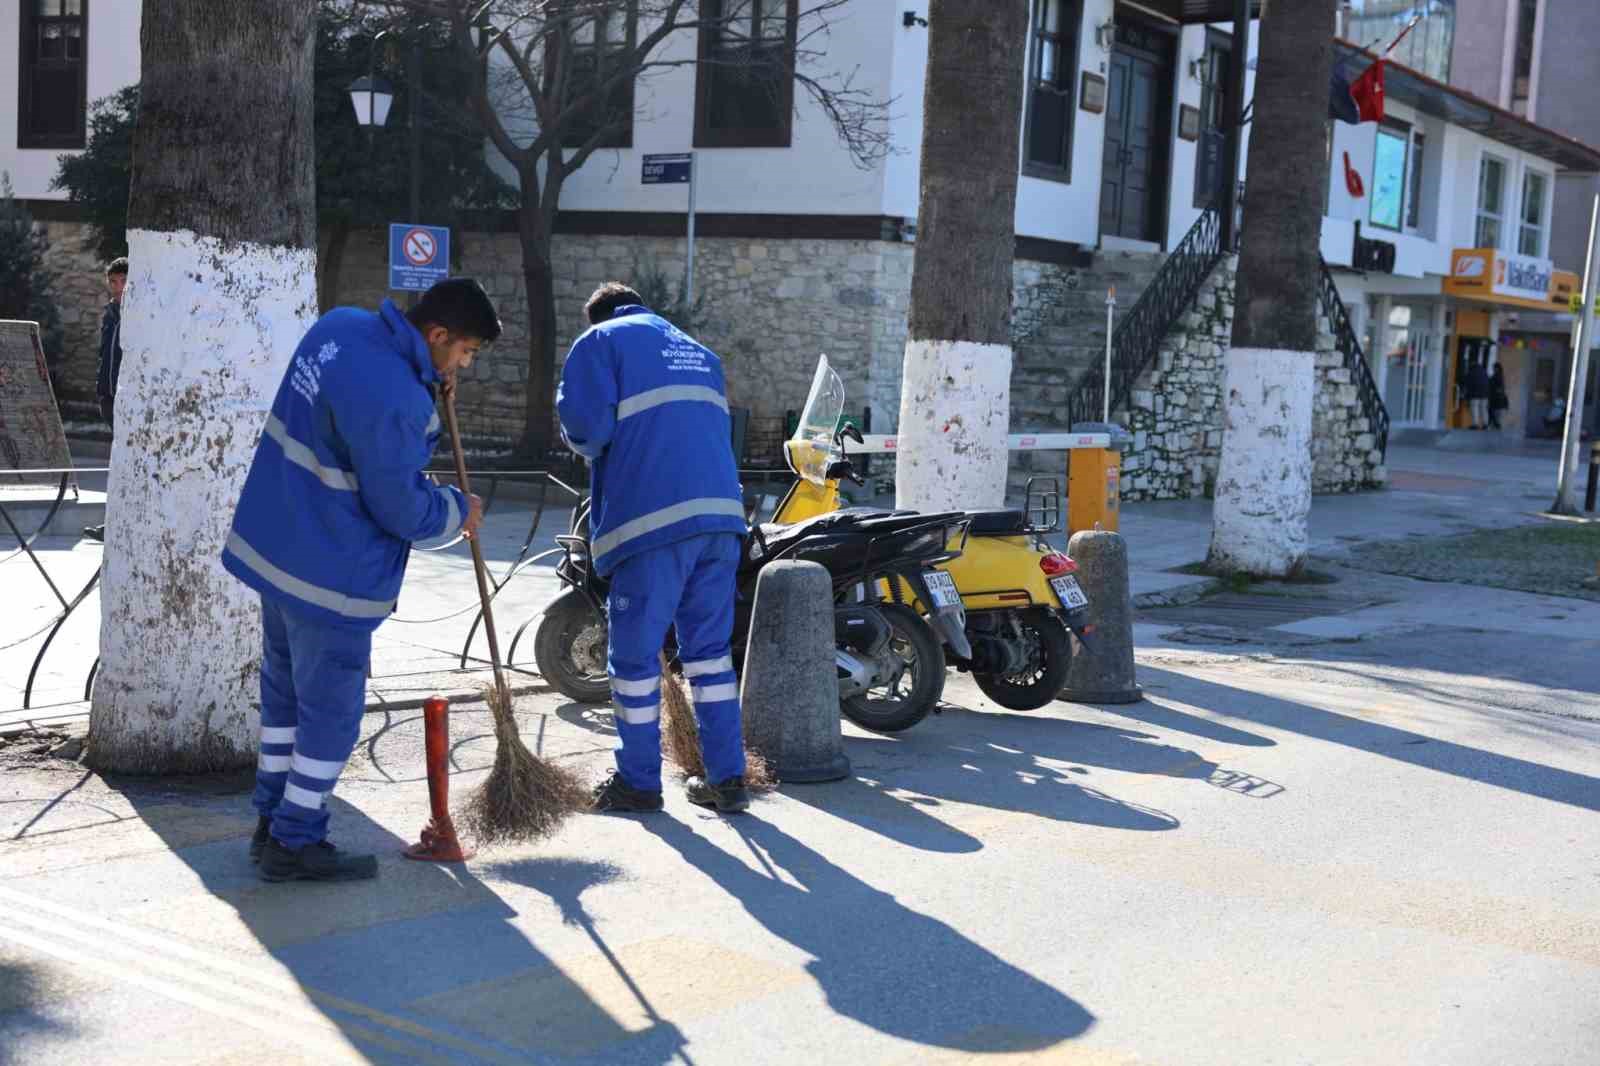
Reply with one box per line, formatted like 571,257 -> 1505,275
1059,529 -> 1143,705
740,560 -> 851,783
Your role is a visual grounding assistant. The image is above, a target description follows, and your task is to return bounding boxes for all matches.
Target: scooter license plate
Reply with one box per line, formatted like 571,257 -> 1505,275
1050,575 -> 1089,609
924,570 -> 961,608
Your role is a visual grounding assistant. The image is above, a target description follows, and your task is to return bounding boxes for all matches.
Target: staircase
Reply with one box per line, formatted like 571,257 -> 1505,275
1048,205 -> 1390,494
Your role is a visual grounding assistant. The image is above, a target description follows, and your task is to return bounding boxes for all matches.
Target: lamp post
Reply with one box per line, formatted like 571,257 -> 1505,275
349,26 -> 424,303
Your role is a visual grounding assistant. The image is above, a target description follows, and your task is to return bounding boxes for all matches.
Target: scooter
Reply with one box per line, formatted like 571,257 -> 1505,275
772,356 -> 1094,712
534,496 -> 973,734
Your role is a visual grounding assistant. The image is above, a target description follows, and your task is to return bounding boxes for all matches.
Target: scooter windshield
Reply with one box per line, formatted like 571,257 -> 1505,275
789,355 -> 846,486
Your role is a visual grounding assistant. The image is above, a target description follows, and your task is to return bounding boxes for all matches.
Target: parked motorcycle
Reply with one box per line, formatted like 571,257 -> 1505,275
534,486 -> 972,733
772,356 -> 1095,712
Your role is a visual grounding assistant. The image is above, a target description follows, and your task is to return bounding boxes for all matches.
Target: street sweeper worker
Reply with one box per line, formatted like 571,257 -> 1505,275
557,282 -> 751,815
222,278 -> 500,882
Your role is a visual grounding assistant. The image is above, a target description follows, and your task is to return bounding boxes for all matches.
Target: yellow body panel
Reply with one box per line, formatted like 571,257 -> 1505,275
771,469 -> 1059,613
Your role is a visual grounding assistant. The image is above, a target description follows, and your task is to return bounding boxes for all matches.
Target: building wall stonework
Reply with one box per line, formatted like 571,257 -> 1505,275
1119,256 -> 1387,502
36,219 -> 109,419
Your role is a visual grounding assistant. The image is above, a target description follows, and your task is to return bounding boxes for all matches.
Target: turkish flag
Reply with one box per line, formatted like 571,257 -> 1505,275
1350,60 -> 1385,123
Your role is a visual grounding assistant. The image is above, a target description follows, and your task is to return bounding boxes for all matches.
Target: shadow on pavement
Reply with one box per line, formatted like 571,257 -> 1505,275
1131,665 -> 1600,813
780,707 -> 1217,852
104,778 -> 684,1065
0,959 -> 75,1065
641,814 -> 1096,1055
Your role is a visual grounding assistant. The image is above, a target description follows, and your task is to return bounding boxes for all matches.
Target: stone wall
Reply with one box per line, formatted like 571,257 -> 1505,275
323,228 -> 1088,464
36,219 -> 108,419
1119,254 -> 1387,502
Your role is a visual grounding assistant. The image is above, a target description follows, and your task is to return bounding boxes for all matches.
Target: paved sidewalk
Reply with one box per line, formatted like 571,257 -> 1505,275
3,443 -> 1589,726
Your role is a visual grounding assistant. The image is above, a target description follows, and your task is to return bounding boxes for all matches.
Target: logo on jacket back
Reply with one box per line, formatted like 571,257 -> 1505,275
290,341 -> 340,405
664,327 -> 711,375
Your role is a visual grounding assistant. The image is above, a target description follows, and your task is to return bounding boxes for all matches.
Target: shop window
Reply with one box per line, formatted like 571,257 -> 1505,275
18,0 -> 88,150
1024,0 -> 1082,181
1476,154 -> 1507,249
693,0 -> 797,150
556,2 -> 637,149
1519,169 -> 1548,257
1369,121 -> 1409,232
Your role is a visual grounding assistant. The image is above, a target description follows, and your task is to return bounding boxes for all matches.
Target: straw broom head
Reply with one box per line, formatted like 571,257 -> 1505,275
460,681 -> 590,847
658,653 -> 776,791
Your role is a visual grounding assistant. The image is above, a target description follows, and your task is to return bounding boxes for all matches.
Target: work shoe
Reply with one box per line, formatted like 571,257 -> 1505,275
686,775 -> 750,814
248,815 -> 271,863
83,525 -> 104,542
590,770 -> 664,814
258,838 -> 378,882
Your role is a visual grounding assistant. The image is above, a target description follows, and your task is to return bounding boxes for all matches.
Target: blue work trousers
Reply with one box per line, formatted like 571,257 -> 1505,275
251,596 -> 372,848
607,533 -> 746,792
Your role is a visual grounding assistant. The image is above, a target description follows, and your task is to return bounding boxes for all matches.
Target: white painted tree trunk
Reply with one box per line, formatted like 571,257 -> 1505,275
894,339 -> 1012,512
1207,347 -> 1315,577
92,229 -> 317,771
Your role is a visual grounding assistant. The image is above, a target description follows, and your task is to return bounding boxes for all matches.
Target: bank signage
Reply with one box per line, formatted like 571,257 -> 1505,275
1443,248 -> 1561,308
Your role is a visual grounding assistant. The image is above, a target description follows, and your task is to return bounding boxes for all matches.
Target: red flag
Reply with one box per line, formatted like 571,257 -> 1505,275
1350,60 -> 1385,123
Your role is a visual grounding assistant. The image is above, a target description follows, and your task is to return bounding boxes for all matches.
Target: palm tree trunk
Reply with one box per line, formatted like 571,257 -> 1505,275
89,0 -> 318,773
895,0 -> 1028,511
1207,0 -> 1335,577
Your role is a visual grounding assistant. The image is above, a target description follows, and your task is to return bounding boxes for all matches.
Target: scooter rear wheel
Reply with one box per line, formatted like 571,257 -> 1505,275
841,603 -> 946,733
534,596 -> 613,704
973,608 -> 1071,710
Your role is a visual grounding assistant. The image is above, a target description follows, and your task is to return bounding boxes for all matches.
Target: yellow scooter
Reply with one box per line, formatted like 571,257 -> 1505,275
769,357 -> 1093,712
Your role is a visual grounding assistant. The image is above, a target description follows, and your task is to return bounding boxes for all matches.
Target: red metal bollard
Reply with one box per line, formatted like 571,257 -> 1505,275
403,696 -> 474,862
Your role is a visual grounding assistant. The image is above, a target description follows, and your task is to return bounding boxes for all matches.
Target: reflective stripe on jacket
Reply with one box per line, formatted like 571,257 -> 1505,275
556,304 -> 744,575
222,300 -> 465,628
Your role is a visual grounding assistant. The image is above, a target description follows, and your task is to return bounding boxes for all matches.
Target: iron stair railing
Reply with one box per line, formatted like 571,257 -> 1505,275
1316,256 -> 1390,461
1065,203 -> 1225,428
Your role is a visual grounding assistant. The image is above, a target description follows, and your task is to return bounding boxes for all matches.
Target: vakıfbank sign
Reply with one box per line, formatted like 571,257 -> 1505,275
1443,247 -> 1564,308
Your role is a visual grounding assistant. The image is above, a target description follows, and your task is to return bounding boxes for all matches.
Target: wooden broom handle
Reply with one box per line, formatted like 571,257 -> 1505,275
441,388 -> 509,703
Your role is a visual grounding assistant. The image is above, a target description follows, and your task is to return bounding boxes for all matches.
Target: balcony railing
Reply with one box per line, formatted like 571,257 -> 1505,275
1317,256 -> 1390,461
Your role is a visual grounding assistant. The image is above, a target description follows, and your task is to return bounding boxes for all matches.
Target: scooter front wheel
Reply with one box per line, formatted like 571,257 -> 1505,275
841,603 -> 946,733
534,593 -> 613,704
973,608 -> 1071,710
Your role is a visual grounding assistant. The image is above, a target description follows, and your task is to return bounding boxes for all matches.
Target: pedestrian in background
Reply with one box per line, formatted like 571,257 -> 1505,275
1489,363 -> 1509,431
1465,356 -> 1491,430
84,258 -> 127,543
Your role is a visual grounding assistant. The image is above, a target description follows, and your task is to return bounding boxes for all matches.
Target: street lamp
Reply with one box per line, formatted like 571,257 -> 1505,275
347,74 -> 395,132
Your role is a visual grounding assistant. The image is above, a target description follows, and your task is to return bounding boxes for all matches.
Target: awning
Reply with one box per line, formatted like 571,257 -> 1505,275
1123,0 -> 1263,22
1334,40 -> 1600,173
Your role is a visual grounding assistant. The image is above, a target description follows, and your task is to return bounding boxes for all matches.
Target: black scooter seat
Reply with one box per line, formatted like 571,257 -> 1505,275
965,509 -> 1027,535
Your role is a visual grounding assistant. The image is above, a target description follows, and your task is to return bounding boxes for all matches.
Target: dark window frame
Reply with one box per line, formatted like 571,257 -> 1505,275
1021,0 -> 1083,184
553,1 -> 638,150
692,0 -> 799,150
17,0 -> 89,150
1193,25 -> 1233,209
1406,127 -> 1426,231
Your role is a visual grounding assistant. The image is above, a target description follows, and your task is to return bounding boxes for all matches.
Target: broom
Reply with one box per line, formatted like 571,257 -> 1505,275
441,387 -> 589,846
658,651 -> 776,791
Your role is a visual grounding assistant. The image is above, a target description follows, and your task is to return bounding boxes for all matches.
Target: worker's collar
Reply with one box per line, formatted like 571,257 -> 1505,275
611,303 -> 652,320
380,298 -> 440,385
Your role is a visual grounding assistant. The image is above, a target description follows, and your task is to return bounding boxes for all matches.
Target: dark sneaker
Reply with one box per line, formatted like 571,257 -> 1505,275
83,525 -> 105,542
686,775 -> 750,814
590,770 -> 664,814
248,816 -> 271,863
259,838 -> 378,882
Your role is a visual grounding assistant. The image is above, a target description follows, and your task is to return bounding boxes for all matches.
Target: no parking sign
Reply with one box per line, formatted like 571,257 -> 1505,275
388,223 -> 450,292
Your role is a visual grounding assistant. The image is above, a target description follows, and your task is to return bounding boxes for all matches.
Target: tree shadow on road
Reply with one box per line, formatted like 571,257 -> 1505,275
1125,665 -> 1600,813
640,814 -> 1096,1055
